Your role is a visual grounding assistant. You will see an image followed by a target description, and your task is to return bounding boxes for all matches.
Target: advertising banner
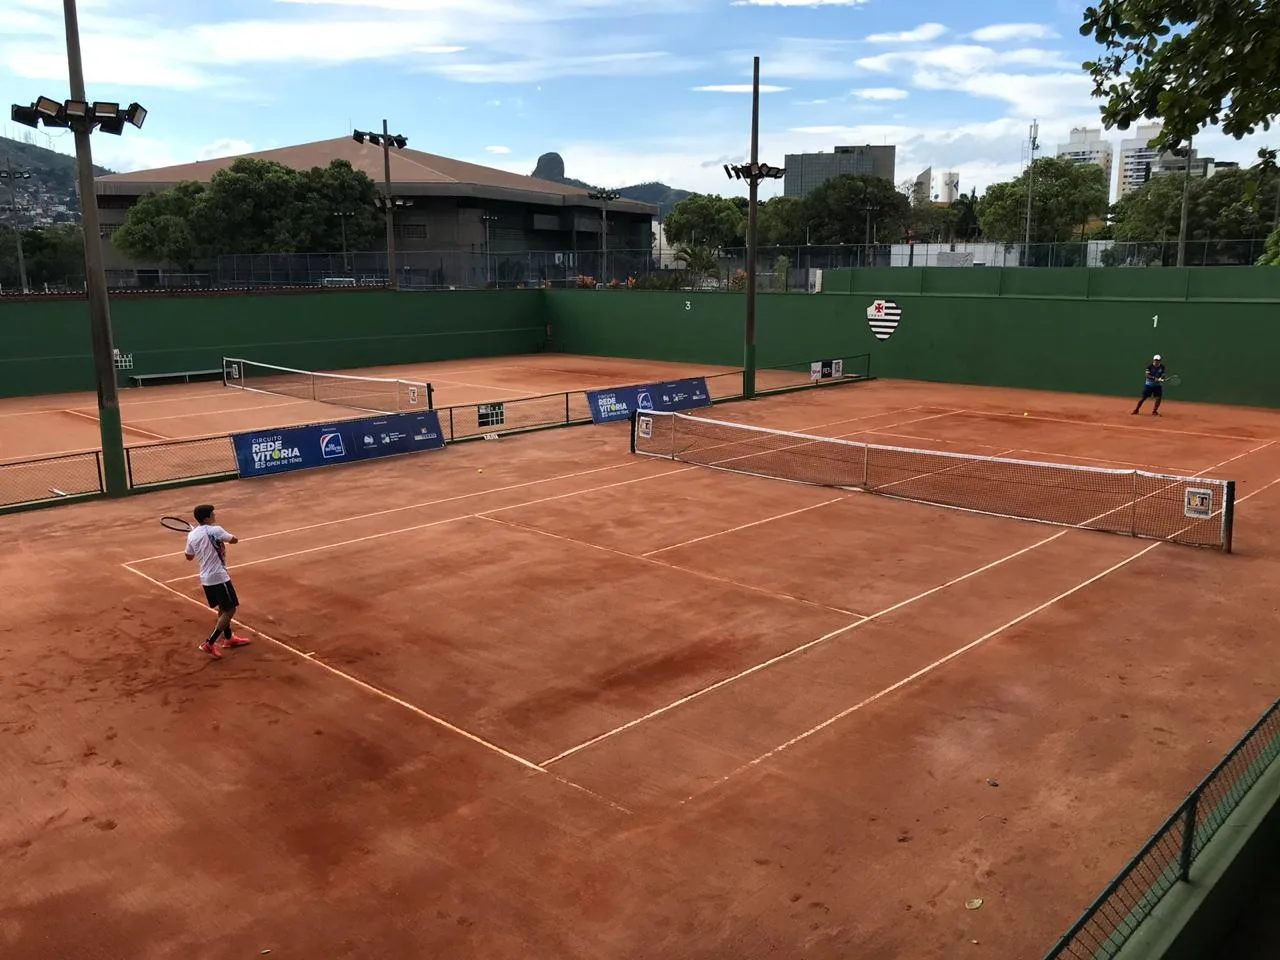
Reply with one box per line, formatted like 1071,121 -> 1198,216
585,376 -> 712,424
232,411 -> 446,478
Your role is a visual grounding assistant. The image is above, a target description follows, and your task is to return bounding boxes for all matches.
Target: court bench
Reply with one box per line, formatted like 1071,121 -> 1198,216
128,369 -> 223,387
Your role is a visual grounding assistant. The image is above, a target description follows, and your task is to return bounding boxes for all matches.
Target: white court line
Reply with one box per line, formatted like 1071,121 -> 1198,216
62,407 -> 170,441
980,410 -> 1267,443
120,564 -> 632,816
478,513 -> 867,619
126,398 -> 313,424
159,466 -> 696,580
541,439 -> 1271,766
682,468 -> 1280,802
126,459 -> 664,564
642,497 -> 846,557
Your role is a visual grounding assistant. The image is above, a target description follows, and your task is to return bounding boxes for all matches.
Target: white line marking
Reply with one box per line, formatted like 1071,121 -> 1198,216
62,407 -> 170,441
688,542 -> 1164,800
546,439 -> 1273,765
977,410 -> 1262,442
478,513 -> 867,619
125,458 -> 664,564
126,399 -> 313,423
681,465 -> 1280,803
642,496 -> 846,557
157,466 -> 695,579
121,563 -> 632,815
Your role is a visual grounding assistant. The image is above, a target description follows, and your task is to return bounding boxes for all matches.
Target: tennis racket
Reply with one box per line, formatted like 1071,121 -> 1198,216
160,516 -> 193,533
1161,373 -> 1182,387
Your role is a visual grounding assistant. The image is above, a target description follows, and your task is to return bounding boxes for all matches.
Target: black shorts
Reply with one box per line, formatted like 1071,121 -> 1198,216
1141,384 -> 1163,399
203,580 -> 239,612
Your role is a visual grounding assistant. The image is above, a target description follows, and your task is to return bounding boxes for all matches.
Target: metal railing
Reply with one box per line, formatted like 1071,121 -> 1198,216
0,360 -> 875,510
1043,697 -> 1280,959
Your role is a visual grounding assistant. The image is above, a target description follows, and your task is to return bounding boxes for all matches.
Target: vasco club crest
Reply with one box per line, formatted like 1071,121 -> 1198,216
866,299 -> 902,341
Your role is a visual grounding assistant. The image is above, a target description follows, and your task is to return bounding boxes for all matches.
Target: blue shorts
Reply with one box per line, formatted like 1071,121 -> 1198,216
1141,382 -> 1163,399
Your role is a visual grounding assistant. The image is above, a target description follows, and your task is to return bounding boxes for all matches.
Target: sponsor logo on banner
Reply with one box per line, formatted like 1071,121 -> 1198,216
247,435 -> 304,471
866,299 -> 902,341
585,377 -> 712,424
320,432 -> 346,459
636,390 -> 654,411
810,359 -> 846,381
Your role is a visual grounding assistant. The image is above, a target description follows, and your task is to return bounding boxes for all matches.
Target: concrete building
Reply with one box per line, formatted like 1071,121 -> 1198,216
93,137 -> 657,288
1118,124 -> 1164,195
910,167 -> 932,206
1056,127 -> 1114,192
782,144 -> 896,198
939,172 -> 960,204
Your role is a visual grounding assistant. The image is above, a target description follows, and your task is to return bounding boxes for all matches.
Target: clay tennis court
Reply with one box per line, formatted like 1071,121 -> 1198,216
4,364 -> 1280,959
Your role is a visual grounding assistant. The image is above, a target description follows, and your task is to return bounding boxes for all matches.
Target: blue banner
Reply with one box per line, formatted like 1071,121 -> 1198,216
586,376 -> 711,424
232,411 -> 446,478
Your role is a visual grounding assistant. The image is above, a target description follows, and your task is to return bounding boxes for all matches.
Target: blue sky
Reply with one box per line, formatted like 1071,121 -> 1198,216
1,0 -> 1272,200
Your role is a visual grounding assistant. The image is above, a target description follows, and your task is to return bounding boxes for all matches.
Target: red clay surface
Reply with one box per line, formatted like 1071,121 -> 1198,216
4,370 -> 1280,959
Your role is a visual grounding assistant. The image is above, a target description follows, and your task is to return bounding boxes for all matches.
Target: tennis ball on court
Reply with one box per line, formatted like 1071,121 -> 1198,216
477,468 -> 484,474
1023,411 -> 1028,416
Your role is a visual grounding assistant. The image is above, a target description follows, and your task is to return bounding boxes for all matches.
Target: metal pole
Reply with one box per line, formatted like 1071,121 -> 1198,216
743,55 -> 761,401
63,0 -> 127,496
1024,120 -> 1038,264
4,159 -> 30,293
382,118 -> 397,290
600,205 -> 607,283
1176,135 -> 1194,268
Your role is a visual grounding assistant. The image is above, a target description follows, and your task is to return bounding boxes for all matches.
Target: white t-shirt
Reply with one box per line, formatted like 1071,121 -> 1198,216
185,524 -> 234,586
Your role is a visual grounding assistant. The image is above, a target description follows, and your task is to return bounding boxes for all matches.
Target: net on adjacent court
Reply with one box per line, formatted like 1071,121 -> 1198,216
222,357 -> 432,415
631,410 -> 1236,550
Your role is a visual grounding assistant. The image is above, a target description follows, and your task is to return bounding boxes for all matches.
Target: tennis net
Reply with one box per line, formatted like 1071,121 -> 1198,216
223,357 -> 433,414
630,410 -> 1236,551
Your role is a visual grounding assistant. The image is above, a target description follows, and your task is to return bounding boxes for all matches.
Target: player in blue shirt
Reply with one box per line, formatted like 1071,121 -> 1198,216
1133,353 -> 1166,416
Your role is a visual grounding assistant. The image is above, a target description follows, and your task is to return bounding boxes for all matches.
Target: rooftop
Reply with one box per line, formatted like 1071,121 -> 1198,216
95,137 -> 656,214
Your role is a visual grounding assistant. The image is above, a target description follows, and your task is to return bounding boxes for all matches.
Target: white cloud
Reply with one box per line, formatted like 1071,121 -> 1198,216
748,38 -> 863,80
969,23 -> 1057,43
864,23 -> 947,43
485,145 -> 511,154
851,87 -> 909,100
693,84 -> 790,93
432,52 -> 693,83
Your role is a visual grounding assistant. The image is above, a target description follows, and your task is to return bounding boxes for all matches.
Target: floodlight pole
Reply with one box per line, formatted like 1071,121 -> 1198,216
3,159 -> 30,293
64,0 -> 127,497
722,59 -> 783,400
587,189 -> 620,283
381,118 -> 397,290
1176,134 -> 1194,268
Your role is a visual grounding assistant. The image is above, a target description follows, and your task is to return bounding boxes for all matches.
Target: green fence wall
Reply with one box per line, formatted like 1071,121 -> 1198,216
0,289 -> 546,398
547,267 -> 1280,408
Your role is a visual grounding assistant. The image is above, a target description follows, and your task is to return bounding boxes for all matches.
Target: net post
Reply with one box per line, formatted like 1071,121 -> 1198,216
448,406 -> 455,442
1130,472 -> 1139,538
861,443 -> 870,489
564,392 -> 570,425
427,383 -> 435,411
628,411 -> 637,455
1222,480 -> 1236,553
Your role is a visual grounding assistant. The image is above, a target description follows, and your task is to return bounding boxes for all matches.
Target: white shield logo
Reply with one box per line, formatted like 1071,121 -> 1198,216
866,299 -> 902,341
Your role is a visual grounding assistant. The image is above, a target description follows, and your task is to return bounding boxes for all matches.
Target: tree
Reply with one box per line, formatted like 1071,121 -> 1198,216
756,196 -> 808,246
662,194 -> 744,250
1258,225 -> 1280,266
0,223 -> 85,289
950,190 -> 982,241
114,158 -> 383,264
977,157 -> 1109,243
673,242 -> 719,281
800,174 -> 911,246
1080,0 -> 1280,154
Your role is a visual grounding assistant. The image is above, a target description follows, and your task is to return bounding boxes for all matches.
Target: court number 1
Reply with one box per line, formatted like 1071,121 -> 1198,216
685,301 -> 692,311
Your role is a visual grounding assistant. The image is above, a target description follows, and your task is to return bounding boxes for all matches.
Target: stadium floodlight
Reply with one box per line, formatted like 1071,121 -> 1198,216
354,120 -> 409,290
97,113 -> 126,135
35,95 -> 62,119
11,103 -> 39,128
125,102 -> 146,128
586,190 -> 622,284
91,101 -> 118,120
64,99 -> 89,120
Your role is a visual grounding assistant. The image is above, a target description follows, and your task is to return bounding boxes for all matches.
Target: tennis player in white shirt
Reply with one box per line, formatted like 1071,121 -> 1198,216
184,504 -> 252,660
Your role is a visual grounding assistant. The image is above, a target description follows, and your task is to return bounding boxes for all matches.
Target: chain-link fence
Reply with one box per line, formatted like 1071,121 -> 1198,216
0,451 -> 103,508
1043,697 -> 1280,959
74,237 -> 1275,294
125,436 -> 238,489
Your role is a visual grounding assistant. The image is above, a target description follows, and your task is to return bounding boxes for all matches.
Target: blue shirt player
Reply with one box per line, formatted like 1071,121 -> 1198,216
1133,353 -> 1166,416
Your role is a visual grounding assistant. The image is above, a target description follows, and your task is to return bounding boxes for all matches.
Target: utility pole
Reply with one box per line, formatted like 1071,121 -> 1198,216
587,189 -> 620,284
353,123 -> 408,289
1177,134 -> 1194,267
1024,119 -> 1039,264
2,159 -> 31,292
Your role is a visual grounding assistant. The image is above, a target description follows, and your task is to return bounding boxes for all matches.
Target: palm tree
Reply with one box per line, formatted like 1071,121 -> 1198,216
674,243 -> 719,284
950,190 -> 981,241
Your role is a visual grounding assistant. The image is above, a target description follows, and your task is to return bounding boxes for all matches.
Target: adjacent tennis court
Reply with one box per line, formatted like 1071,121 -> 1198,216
4,367 -> 1280,959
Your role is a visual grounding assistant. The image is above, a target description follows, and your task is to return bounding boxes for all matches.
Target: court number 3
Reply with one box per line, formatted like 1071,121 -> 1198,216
684,301 -> 692,311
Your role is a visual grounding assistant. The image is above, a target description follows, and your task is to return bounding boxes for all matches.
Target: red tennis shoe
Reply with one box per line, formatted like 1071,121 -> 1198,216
220,635 -> 252,648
